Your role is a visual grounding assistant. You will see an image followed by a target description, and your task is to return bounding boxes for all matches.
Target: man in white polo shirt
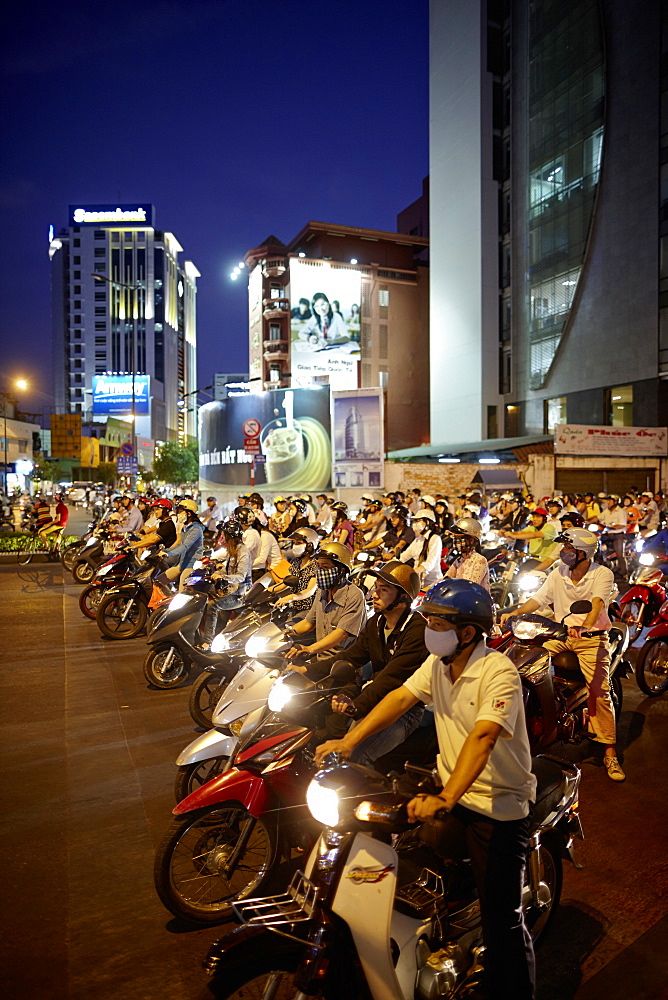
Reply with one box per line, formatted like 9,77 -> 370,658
315,579 -> 536,1000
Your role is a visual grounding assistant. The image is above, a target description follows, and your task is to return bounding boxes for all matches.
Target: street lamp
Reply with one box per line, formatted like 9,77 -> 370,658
1,379 -> 28,496
91,273 -> 140,468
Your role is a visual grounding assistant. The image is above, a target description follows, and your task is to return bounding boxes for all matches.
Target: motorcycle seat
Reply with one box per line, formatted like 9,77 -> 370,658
551,651 -> 584,680
530,757 -> 566,830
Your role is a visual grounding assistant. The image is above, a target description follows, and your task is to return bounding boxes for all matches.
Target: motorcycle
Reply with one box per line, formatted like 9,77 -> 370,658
94,550 -> 168,639
78,545 -> 154,619
503,600 -> 631,750
199,752 -> 582,999
489,545 -> 538,610
618,551 -> 667,643
71,526 -> 123,583
633,597 -> 668,696
154,660 -> 356,924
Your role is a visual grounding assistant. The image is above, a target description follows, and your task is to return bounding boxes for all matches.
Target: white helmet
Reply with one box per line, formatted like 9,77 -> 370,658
559,527 -> 598,558
412,510 -> 436,523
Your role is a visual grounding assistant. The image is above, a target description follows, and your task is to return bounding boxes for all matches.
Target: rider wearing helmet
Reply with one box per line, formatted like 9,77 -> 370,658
316,577 -> 537,1000
599,495 -> 628,576
201,496 -> 223,534
314,561 -> 428,759
502,528 -> 625,783
399,510 -> 443,588
268,496 -> 292,539
271,526 -> 320,612
445,517 -> 490,592
116,493 -> 143,534
285,540 -> 366,664
129,497 -> 176,551
328,500 -> 355,552
233,505 -> 261,563
160,498 -> 204,589
363,503 -> 415,556
285,497 -> 310,536
498,506 -> 559,563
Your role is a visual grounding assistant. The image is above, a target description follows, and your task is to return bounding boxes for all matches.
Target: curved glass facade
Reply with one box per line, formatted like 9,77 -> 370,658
526,0 -> 605,388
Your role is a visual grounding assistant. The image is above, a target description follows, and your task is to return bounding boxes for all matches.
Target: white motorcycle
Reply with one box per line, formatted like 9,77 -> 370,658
199,752 -> 582,999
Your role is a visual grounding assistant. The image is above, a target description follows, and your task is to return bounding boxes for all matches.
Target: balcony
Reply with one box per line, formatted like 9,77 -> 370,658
262,297 -> 290,319
263,378 -> 290,390
263,339 -> 289,360
262,259 -> 287,278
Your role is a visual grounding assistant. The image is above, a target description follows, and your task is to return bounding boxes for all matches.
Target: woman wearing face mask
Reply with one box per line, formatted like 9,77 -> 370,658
400,510 -> 443,588
200,518 -> 253,643
445,517 -> 490,592
270,526 -> 319,612
328,501 -> 354,552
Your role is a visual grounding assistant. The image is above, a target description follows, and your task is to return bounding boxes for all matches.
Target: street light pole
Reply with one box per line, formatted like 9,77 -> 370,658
1,379 -> 28,497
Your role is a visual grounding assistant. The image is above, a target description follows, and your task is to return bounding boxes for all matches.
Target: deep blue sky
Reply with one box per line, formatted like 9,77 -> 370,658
0,0 -> 428,418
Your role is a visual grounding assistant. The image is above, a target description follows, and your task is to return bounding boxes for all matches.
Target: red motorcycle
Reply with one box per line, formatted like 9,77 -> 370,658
618,553 -> 667,643
634,597 -> 668,697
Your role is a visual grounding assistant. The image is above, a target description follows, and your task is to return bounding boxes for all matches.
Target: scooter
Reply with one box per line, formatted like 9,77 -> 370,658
71,526 -> 124,583
94,551 -> 168,639
154,660 -> 356,924
199,751 -> 582,998
78,545 -> 153,619
618,551 -> 667,643
503,600 -> 631,750
633,600 -> 668,697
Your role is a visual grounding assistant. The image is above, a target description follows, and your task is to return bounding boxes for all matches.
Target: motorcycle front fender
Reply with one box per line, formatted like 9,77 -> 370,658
175,731 -> 237,767
644,621 -> 668,640
204,924 -> 293,977
172,766 -> 269,817
619,585 -> 651,605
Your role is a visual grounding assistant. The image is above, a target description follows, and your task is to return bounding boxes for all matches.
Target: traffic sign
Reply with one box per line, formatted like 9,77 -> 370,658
244,437 -> 261,455
253,454 -> 266,463
120,442 -> 134,457
242,418 -> 261,438
117,456 -> 138,474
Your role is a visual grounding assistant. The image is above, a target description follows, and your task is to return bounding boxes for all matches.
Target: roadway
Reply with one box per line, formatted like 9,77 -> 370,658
0,521 -> 666,999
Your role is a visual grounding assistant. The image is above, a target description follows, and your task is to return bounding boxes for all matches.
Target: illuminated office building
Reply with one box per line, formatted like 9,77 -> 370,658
429,0 -> 666,469
49,204 -> 200,444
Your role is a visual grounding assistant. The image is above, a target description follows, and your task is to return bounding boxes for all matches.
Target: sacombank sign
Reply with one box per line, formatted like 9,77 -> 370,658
69,203 -> 155,226
92,374 -> 150,415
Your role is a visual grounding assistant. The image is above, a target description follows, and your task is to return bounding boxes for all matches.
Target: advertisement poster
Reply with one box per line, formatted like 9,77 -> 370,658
331,389 -> 384,489
554,424 -> 668,456
289,259 -> 360,390
92,374 -> 150,415
199,387 -> 331,492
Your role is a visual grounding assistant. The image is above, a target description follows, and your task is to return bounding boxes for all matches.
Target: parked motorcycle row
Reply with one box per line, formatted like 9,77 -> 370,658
49,486 -> 668,999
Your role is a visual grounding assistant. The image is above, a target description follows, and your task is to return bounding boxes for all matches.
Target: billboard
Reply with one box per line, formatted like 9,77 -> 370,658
554,424 -> 668,456
199,387 -> 331,492
289,259 -> 360,390
92,374 -> 150,415
69,204 -> 154,227
50,414 -> 82,460
331,389 -> 385,489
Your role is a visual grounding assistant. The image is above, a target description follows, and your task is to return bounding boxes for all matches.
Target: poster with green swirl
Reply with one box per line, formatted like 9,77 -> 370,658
198,387 -> 332,492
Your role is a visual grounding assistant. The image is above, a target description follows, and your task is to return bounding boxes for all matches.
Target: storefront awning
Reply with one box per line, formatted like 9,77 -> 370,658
387,435 -> 553,462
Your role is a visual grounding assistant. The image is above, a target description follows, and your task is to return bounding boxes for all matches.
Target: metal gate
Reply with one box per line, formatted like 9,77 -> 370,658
555,468 -> 657,496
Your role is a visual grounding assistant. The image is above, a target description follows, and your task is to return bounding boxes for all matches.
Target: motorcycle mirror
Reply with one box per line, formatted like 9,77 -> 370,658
570,600 -> 592,615
283,574 -> 299,590
328,660 -> 357,684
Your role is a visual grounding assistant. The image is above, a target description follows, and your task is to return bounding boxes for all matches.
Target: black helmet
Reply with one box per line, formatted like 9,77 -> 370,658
385,504 -> 409,521
559,511 -> 585,528
330,500 -> 348,513
233,505 -> 254,525
290,498 -> 308,514
416,579 -> 494,634
221,517 -> 244,540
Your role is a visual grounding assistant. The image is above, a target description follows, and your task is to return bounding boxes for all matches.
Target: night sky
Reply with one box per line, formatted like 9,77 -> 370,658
0,0 -> 428,419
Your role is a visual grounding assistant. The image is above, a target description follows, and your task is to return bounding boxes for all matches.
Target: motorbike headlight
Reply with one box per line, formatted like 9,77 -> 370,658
356,552 -> 370,563
519,572 -> 545,592
85,536 -> 98,548
639,553 -> 655,566
139,549 -> 151,561
96,564 -> 112,576
210,632 -> 232,653
511,619 -> 551,640
193,560 -> 204,569
267,675 -> 295,713
306,779 -> 340,827
486,531 -> 498,542
168,593 -> 192,611
244,634 -> 271,658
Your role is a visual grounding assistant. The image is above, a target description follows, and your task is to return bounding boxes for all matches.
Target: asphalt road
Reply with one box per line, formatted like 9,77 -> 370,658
0,522 -> 666,1000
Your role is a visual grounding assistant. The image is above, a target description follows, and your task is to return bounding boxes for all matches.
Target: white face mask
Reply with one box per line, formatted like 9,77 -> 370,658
413,523 -> 425,535
291,543 -> 306,558
424,626 -> 459,659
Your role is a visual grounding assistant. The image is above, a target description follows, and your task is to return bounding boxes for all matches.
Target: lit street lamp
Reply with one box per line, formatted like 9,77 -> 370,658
2,378 -> 28,496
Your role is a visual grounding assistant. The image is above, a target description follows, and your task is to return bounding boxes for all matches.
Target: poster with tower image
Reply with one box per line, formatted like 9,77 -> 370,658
331,388 -> 384,489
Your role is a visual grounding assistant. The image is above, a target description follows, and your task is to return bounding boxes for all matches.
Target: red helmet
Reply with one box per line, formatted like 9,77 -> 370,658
151,498 -> 173,511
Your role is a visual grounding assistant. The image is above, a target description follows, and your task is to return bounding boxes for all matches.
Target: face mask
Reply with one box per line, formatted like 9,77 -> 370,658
425,626 -> 459,659
560,549 -> 580,567
413,523 -> 424,535
289,543 -> 306,559
316,566 -> 340,591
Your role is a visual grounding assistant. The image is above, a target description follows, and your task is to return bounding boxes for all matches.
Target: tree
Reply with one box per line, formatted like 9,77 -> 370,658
153,441 -> 198,485
97,462 -> 117,486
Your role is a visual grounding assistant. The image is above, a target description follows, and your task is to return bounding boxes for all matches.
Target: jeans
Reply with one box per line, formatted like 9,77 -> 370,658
429,803 -> 535,1000
349,704 -> 424,767
199,593 -> 247,644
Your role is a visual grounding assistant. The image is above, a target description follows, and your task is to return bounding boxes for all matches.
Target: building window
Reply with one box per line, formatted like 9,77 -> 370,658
378,289 -> 389,307
73,238 -> 80,247
95,351 -> 106,360
74,329 -> 82,339
95,336 -> 106,345
545,396 -> 567,432
94,291 -> 106,301
74,285 -> 81,294
137,231 -> 145,242
111,232 -> 120,243
95,365 -> 106,374
73,314 -> 81,323
74,300 -> 81,309
270,284 -> 282,300
94,248 -> 106,258
608,385 -> 633,426
95,307 -> 106,316
73,344 -> 82,354
94,263 -> 106,272
378,368 -> 389,388
124,231 -> 133,241
95,322 -> 106,331
94,230 -> 105,239
73,256 -> 81,265
74,359 -> 83,369
487,405 -> 498,439
269,367 -> 281,382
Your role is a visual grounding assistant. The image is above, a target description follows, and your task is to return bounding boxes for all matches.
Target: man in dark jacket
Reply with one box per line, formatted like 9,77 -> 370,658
314,561 -> 428,765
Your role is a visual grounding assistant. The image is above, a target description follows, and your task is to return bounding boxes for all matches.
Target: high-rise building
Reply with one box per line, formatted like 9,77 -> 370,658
243,222 -> 430,451
49,204 -> 200,446
429,0 -> 667,466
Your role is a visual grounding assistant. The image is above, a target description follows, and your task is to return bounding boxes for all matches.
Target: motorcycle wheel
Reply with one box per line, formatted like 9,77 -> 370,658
174,756 -> 230,802
153,802 -> 276,924
96,593 -> 148,639
61,543 -> 83,572
199,942 -> 305,1000
79,584 -> 105,620
72,560 -> 95,584
523,834 -> 563,943
635,637 -> 668,697
189,671 -> 230,729
620,599 -> 645,644
143,643 -> 190,688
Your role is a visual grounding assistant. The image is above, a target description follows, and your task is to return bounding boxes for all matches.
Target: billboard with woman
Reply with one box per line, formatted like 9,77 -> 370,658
289,259 -> 360,389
